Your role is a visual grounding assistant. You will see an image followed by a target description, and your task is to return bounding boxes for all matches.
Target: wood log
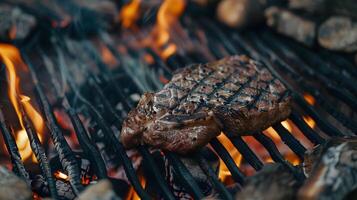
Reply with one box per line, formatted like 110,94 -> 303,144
265,7 -> 316,46
298,138 -> 357,200
0,3 -> 36,41
318,16 -> 357,52
0,166 -> 32,200
235,163 -> 301,200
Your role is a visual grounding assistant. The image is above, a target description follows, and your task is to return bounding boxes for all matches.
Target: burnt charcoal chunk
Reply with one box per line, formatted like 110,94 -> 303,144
0,4 -> 36,41
299,139 -> 357,200
121,55 -> 291,153
265,7 -> 316,46
318,16 -> 357,52
235,163 -> 300,200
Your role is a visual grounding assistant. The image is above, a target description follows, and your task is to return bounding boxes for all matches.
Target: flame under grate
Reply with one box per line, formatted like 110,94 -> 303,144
0,3 -> 356,200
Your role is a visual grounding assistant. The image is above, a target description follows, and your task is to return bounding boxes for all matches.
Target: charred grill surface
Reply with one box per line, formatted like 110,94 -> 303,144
121,55 -> 291,153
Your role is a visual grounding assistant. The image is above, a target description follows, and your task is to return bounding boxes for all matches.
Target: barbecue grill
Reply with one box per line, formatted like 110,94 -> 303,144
0,1 -> 356,200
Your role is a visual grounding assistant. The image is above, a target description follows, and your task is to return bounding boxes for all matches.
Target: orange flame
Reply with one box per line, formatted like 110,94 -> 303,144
303,116 -> 316,129
0,44 -> 45,161
303,93 -> 315,106
263,120 -> 300,165
148,0 -> 186,60
119,0 -> 142,29
126,172 -> 146,200
302,93 -> 317,129
217,133 -> 242,185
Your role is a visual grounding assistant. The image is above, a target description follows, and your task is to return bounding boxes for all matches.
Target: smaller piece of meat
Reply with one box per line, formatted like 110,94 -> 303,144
120,55 -> 291,153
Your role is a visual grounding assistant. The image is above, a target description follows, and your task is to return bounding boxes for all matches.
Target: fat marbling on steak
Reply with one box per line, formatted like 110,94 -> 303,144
120,55 -> 291,153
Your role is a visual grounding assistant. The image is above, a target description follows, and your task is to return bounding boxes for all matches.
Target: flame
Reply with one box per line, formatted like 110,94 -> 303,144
126,173 -> 146,200
217,133 -> 242,185
54,170 -> 69,181
119,0 -> 141,29
264,121 -> 301,165
303,93 -> 315,106
0,44 -> 45,161
147,0 -> 186,60
303,116 -> 316,129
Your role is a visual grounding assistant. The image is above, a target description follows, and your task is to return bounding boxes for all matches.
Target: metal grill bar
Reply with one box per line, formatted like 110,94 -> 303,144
253,132 -> 304,181
272,124 -> 306,160
230,137 -> 263,171
37,50 -> 109,180
252,33 -> 357,132
210,138 -> 245,184
0,109 -> 31,184
60,38 -> 177,199
289,113 -> 325,145
67,108 -> 108,179
228,32 -> 344,137
165,152 -> 205,199
22,53 -> 84,195
19,102 -> 59,199
195,153 -> 233,200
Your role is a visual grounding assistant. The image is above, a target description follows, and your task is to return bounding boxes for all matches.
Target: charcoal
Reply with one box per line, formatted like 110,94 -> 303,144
0,166 -> 32,200
235,163 -> 300,200
298,138 -> 357,200
32,175 -> 76,200
164,148 -> 220,199
265,7 -> 316,46
5,0 -> 117,33
288,0 -> 357,19
0,3 -> 36,41
76,180 -> 121,200
318,16 -> 357,52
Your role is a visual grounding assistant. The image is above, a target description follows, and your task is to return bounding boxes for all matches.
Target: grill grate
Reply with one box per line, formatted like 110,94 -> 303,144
0,14 -> 356,200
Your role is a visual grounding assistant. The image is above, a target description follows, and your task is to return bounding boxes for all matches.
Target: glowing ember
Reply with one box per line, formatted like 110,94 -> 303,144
303,93 -> 316,106
99,43 -> 118,68
216,133 -> 242,185
0,44 -> 45,161
54,171 -> 69,181
119,0 -> 142,29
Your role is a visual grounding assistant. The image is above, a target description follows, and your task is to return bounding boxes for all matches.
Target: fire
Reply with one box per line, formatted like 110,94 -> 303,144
263,121 -> 301,165
303,116 -> 316,129
147,0 -> 186,60
126,173 -> 146,200
0,44 -> 45,161
119,0 -> 142,29
216,133 -> 242,185
303,93 -> 316,106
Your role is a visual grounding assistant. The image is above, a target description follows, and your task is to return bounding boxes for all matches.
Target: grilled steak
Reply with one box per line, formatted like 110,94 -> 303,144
121,55 -> 291,153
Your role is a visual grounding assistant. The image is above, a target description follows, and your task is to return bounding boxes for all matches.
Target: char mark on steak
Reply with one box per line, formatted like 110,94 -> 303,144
120,55 -> 291,153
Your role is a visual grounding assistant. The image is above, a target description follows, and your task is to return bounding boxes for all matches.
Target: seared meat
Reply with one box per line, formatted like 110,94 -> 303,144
120,55 -> 291,153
